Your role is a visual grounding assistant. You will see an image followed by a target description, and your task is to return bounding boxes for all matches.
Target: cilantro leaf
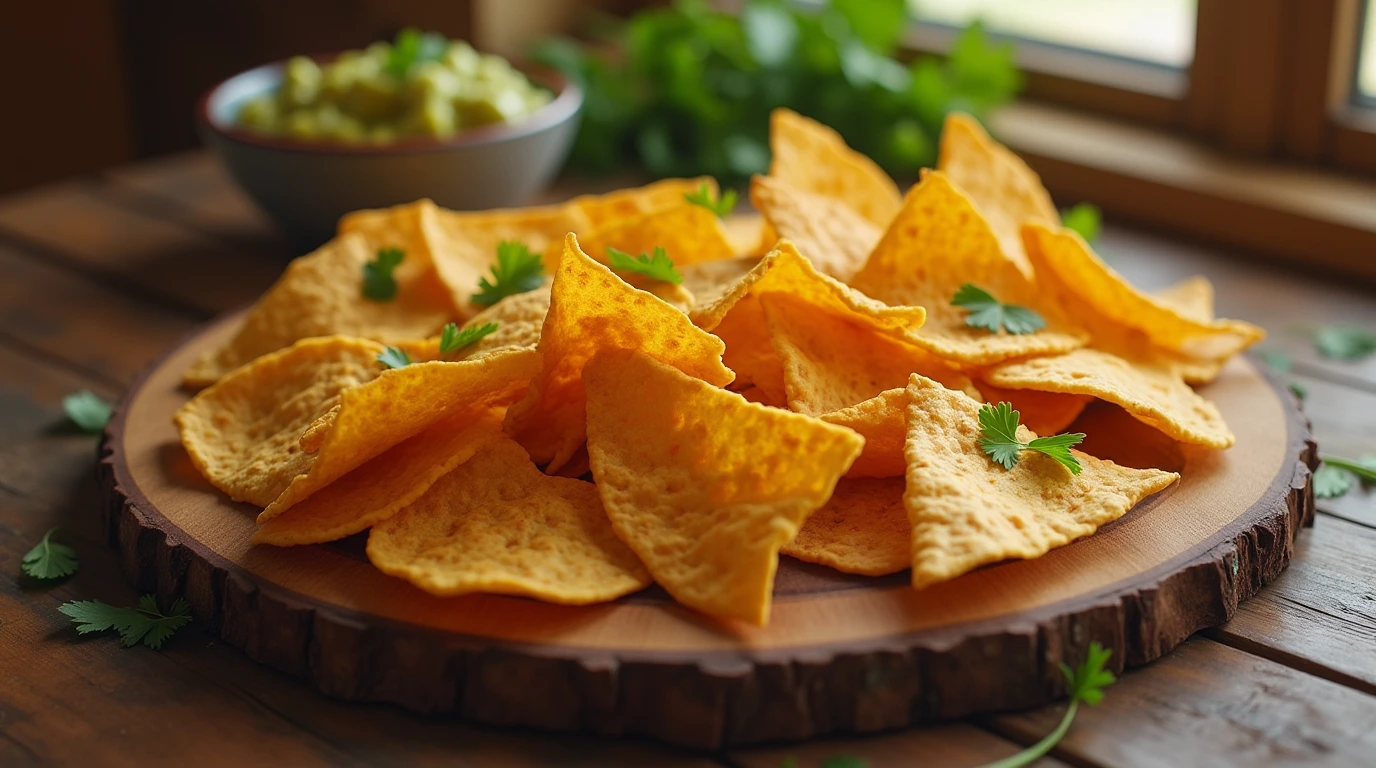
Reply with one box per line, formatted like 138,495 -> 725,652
58,595 -> 192,650
1060,203 -> 1102,244
63,390 -> 112,433
1289,381 -> 1308,400
1314,325 -> 1376,361
978,402 -> 1084,475
952,284 -> 1046,335
376,346 -> 413,370
983,642 -> 1115,768
607,246 -> 683,284
21,527 -> 78,580
473,242 -> 545,306
1314,455 -> 1376,499
683,182 -> 738,219
385,28 -> 448,79
439,322 -> 499,355
1257,348 -> 1293,373
362,247 -> 405,302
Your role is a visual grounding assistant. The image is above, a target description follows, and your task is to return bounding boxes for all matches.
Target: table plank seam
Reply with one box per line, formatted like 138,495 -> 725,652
0,329 -> 126,392
1317,508 -> 1376,531
976,715 -> 1108,768
96,173 -> 279,253
1204,629 -> 1376,697
1291,361 -> 1376,398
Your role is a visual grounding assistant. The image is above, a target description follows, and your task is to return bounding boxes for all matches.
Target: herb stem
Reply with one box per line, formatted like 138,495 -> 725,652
981,699 -> 1079,768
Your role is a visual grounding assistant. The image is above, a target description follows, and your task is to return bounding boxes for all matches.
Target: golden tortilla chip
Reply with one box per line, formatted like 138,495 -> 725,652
504,234 -> 734,472
849,171 -> 1087,365
769,108 -> 901,228
1074,401 -> 1187,473
904,374 -> 1179,589
177,336 -> 385,507
184,229 -> 453,387
973,382 -> 1093,436
722,212 -> 771,256
572,177 -> 717,229
781,477 -> 909,576
714,294 -> 788,403
983,347 -> 1235,449
253,409 -> 505,546
260,347 -> 540,522
750,175 -> 881,283
820,388 -> 908,478
367,433 -> 650,604
585,349 -> 864,625
401,286 -> 551,362
576,203 -> 735,269
1152,276 -> 1215,323
937,113 -> 1057,277
760,292 -> 978,415
680,255 -> 762,310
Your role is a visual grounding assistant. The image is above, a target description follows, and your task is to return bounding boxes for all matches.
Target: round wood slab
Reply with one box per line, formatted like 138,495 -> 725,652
99,312 -> 1316,749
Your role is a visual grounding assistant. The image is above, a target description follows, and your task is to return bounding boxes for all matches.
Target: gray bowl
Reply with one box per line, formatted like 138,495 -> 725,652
197,57 -> 582,247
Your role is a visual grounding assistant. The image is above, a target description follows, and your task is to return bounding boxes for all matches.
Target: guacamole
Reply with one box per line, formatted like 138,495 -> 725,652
237,29 -> 553,144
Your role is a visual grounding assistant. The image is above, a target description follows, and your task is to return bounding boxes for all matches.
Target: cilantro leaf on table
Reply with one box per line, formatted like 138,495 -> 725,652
439,322 -> 499,355
473,242 -> 545,306
21,528 -> 78,581
1257,348 -> 1293,373
607,246 -> 683,284
1289,381 -> 1308,400
981,642 -> 1116,768
385,28 -> 448,79
63,390 -> 112,433
1061,202 -> 1101,244
376,346 -> 413,370
362,247 -> 405,302
1313,455 -> 1376,499
978,402 -> 1085,475
952,284 -> 1046,335
1314,325 -> 1376,361
683,182 -> 737,219
58,595 -> 192,650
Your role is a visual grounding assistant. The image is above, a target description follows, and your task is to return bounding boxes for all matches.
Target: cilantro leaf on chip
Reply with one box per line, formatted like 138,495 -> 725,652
683,182 -> 738,219
473,241 -> 545,306
21,527 -> 78,580
607,246 -> 683,284
439,322 -> 499,355
64,390 -> 112,433
1060,202 -> 1101,244
58,595 -> 192,650
361,246 -> 404,302
952,284 -> 1046,335
376,346 -> 413,369
1314,325 -> 1376,361
978,401 -> 1084,475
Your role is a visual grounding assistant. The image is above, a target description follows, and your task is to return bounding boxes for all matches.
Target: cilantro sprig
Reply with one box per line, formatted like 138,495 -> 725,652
607,246 -> 683,284
978,402 -> 1085,475
63,390 -> 112,433
683,182 -> 737,219
1060,202 -> 1101,244
439,322 -> 499,355
362,247 -> 404,302
377,346 -> 413,370
384,28 -> 448,79
1313,455 -> 1376,499
58,595 -> 192,650
952,284 -> 1046,335
1313,325 -> 1376,361
983,642 -> 1116,768
473,242 -> 545,306
21,528 -> 78,581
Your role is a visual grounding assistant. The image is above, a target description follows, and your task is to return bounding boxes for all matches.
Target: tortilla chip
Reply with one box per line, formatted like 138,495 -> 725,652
176,336 -> 385,506
769,108 -> 901,228
576,203 -> 735,270
184,229 -> 453,387
253,409 -> 505,546
585,349 -> 863,625
820,388 -> 909,478
401,286 -> 551,362
367,433 -> 650,604
849,171 -> 1087,365
904,374 -> 1179,589
715,295 -> 788,403
983,347 -> 1235,449
973,382 -> 1093,436
722,212 -> 770,256
572,177 -> 717,229
781,477 -> 909,576
750,175 -> 881,282
503,234 -> 734,472
1074,401 -> 1187,473
937,113 -> 1057,277
680,255 -> 761,309
431,200 -> 587,265
761,292 -> 978,415
1152,276 -> 1215,323
260,347 -> 540,522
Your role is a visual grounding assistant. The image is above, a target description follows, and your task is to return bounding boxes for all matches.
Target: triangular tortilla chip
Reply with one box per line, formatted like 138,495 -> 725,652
504,234 -> 734,472
575,203 -> 735,269
781,477 -> 909,576
1151,276 -> 1215,323
681,255 -> 762,310
850,172 -> 1087,365
904,374 -> 1179,589
401,286 -> 551,362
820,388 -> 909,478
750,175 -> 881,282
937,112 -> 1058,276
572,177 -> 717,229
585,349 -> 863,625
973,382 -> 1093,436
367,433 -> 650,604
769,108 -> 901,228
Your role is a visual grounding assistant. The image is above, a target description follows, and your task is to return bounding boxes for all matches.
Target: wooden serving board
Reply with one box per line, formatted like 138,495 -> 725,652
99,311 -> 1316,750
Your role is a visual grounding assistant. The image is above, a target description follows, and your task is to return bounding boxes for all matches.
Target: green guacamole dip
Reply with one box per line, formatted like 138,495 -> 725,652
237,29 -> 553,144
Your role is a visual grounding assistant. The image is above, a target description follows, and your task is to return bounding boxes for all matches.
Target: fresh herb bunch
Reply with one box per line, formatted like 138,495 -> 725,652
532,0 -> 1021,181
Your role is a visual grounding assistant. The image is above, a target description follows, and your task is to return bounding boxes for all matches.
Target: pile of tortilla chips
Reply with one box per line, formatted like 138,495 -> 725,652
176,108 -> 1262,626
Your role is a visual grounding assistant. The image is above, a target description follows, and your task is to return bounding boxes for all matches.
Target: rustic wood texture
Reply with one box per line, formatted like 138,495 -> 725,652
0,151 -> 1374,765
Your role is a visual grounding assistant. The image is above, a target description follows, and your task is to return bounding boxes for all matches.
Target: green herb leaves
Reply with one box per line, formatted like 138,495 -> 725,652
59,595 -> 192,650
474,242 -> 545,306
1061,202 -> 1102,244
1314,325 -> 1376,361
1313,455 -> 1376,499
683,183 -> 737,219
21,528 -> 78,580
978,402 -> 1085,475
983,642 -> 1116,768
439,322 -> 499,355
362,247 -> 405,302
385,28 -> 448,79
377,346 -> 413,370
63,390 -> 112,433
607,246 -> 683,284
952,284 -> 1046,335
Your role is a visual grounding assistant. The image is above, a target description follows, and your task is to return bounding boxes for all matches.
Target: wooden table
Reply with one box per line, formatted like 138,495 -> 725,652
1,151 -> 1375,768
